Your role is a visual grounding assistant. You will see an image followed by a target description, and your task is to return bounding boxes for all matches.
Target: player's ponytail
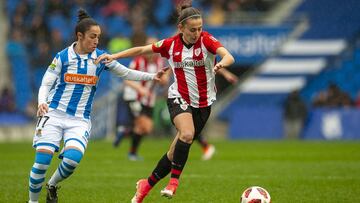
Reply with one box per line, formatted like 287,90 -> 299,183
77,8 -> 91,23
75,8 -> 98,39
177,2 -> 201,25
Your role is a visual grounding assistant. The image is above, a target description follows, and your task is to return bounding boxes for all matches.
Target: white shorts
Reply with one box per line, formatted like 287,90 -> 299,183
33,109 -> 91,153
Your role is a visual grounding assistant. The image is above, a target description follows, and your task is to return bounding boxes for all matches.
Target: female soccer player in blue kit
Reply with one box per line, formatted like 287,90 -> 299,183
27,9 -> 166,203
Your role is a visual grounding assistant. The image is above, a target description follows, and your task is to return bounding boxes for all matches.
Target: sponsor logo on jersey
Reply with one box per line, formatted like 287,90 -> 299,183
64,73 -> 98,85
174,59 -> 205,68
154,40 -> 164,48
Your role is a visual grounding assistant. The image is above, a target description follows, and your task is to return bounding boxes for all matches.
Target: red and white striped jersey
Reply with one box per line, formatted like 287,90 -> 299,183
152,31 -> 223,108
123,56 -> 164,107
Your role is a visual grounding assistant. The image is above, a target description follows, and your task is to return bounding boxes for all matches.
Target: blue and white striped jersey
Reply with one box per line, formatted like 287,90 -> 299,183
42,42 -> 154,119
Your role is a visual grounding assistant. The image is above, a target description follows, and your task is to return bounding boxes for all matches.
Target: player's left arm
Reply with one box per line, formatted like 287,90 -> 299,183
214,47 -> 235,73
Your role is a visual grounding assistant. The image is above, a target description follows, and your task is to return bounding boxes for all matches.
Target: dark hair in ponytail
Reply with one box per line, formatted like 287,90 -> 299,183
75,8 -> 98,39
177,3 -> 201,25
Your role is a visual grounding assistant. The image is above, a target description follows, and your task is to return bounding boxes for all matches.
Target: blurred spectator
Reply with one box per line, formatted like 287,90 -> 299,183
31,41 -> 52,90
354,91 -> 360,108
29,13 -> 50,47
49,29 -> 66,56
284,90 -> 307,139
312,83 -> 353,108
0,87 -> 16,113
107,35 -> 132,53
101,0 -> 129,17
205,0 -> 226,26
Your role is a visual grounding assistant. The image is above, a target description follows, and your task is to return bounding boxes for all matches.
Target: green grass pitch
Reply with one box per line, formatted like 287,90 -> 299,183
1,139 -> 360,202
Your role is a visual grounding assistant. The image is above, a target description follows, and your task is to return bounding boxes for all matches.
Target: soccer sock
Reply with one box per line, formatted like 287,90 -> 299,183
147,153 -> 172,187
48,149 -> 83,186
171,139 -> 191,180
29,151 -> 53,201
129,132 -> 142,155
197,134 -> 209,150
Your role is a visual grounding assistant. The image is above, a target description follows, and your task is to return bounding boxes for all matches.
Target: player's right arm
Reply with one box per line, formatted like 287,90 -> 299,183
37,54 -> 61,116
95,44 -> 153,64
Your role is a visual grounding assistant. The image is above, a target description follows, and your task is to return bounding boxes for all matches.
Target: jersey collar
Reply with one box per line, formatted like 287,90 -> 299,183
69,42 -> 97,60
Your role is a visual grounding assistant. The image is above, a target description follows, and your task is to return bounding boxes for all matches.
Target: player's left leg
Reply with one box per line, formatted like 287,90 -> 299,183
160,113 -> 194,198
161,106 -> 212,198
46,118 -> 89,202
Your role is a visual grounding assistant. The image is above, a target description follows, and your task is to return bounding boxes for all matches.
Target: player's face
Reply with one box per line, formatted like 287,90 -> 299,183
78,25 -> 101,53
180,18 -> 203,45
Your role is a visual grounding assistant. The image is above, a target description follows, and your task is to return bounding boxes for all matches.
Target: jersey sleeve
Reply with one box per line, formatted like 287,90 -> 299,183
152,38 -> 172,59
202,32 -> 223,55
108,61 -> 155,81
47,53 -> 62,75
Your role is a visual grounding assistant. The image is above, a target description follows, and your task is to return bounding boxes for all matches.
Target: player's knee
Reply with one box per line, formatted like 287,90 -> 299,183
178,129 -> 194,143
34,151 -> 53,168
167,151 -> 174,161
63,148 -> 83,167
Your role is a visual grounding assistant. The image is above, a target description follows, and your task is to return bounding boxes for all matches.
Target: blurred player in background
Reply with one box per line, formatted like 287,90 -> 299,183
113,36 -> 170,161
196,67 -> 238,160
27,9 -> 166,203
97,4 -> 235,202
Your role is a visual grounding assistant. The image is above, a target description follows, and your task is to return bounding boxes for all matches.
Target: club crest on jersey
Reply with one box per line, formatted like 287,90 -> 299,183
154,40 -> 164,48
180,103 -> 188,111
36,129 -> 42,137
194,48 -> 201,56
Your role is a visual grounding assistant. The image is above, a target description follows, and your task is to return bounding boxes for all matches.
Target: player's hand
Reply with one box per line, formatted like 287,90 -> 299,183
37,103 -> 49,117
213,63 -> 223,73
153,67 -> 170,82
95,54 -> 115,64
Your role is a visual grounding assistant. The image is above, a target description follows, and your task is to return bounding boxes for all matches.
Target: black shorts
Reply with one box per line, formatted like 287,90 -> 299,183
167,98 -> 211,139
126,101 -> 153,119
116,99 -> 153,128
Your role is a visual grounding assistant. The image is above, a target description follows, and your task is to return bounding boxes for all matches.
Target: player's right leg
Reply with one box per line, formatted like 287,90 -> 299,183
28,111 -> 62,203
131,152 -> 172,203
28,147 -> 56,203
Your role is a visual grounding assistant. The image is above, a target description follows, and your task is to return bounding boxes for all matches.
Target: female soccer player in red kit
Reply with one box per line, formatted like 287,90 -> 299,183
96,4 -> 235,202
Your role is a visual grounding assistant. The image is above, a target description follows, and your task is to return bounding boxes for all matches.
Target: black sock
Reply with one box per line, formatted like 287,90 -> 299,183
129,132 -> 142,155
171,139 -> 191,179
148,153 -> 172,186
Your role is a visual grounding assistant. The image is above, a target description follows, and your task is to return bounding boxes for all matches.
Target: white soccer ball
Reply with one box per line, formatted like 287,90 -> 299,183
240,186 -> 271,203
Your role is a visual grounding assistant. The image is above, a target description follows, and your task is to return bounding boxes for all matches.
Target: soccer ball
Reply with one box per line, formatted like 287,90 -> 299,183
240,186 -> 271,203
